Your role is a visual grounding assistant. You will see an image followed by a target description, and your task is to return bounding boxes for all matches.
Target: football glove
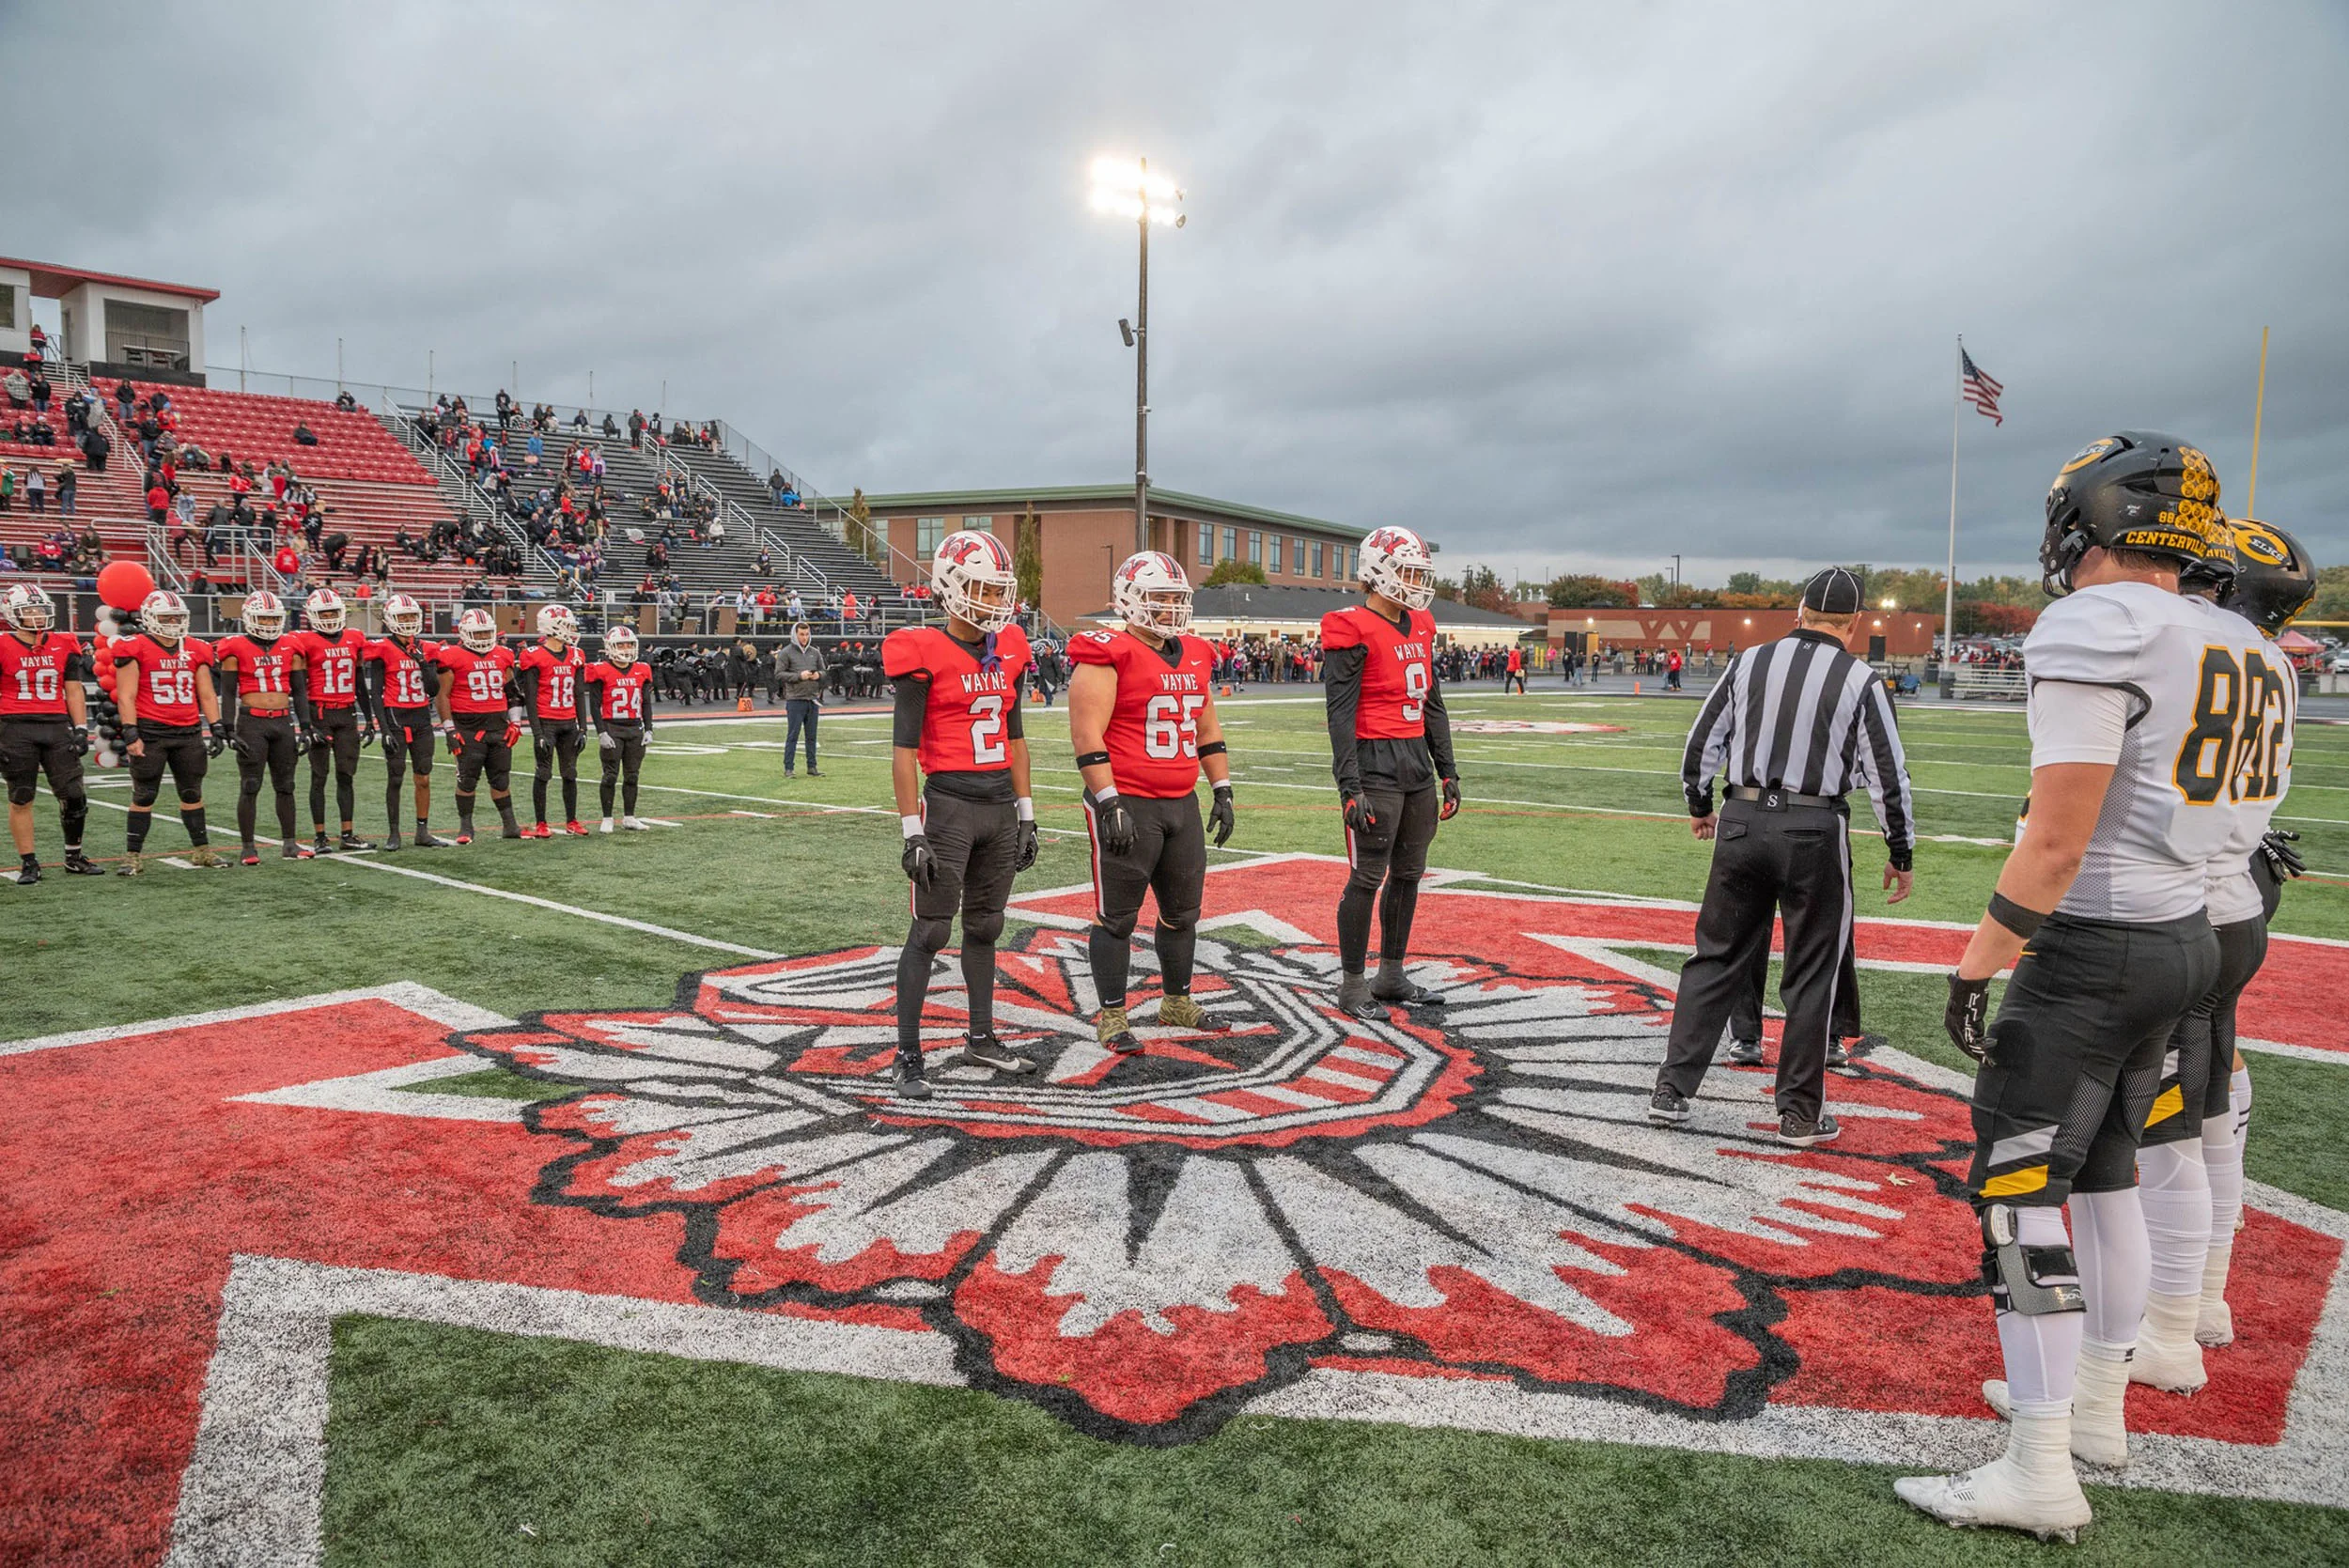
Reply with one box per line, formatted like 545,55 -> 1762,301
1208,783 -> 1236,847
1014,819 -> 1039,872
203,722 -> 226,759
1439,776 -> 1461,821
70,723 -> 89,756
1342,793 -> 1377,831
901,832 -> 937,889
1097,796 -> 1136,855
599,729 -> 617,753
501,720 -> 522,749
2258,829 -> 2305,882
1945,973 -> 1992,1063
357,722 -> 377,750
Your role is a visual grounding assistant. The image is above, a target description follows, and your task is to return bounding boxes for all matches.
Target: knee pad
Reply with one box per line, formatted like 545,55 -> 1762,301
131,780 -> 162,809
177,787 -> 205,807
1155,905 -> 1199,935
488,764 -> 511,793
239,768 -> 265,799
906,916 -> 953,955
535,746 -> 556,777
961,910 -> 1004,947
56,783 -> 86,813
1979,1203 -> 2085,1316
1093,907 -> 1140,941
6,782 -> 35,807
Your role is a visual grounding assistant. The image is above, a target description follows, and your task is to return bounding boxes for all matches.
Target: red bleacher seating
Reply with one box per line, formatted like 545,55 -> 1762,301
113,383 -> 435,486
166,469 -> 482,603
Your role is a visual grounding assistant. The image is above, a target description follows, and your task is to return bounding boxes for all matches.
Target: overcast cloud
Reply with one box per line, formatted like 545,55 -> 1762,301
7,2 -> 2343,584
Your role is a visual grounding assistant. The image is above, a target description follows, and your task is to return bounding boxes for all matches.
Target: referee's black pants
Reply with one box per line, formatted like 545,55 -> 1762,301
1657,796 -> 1852,1124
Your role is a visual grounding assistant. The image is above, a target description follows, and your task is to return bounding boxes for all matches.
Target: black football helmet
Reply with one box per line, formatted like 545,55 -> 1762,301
2217,519 -> 2316,637
2041,430 -> 2231,596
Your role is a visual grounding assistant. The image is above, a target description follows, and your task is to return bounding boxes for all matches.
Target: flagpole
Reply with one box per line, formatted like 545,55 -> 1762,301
1942,336 -> 1962,662
2245,325 -> 2270,518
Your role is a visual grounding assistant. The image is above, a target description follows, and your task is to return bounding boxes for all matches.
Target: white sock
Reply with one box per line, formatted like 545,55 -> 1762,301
2137,1141 -> 2212,1296
2200,1241 -> 2235,1330
2073,1337 -> 2132,1448
2203,1110 -> 2246,1244
2141,1288 -> 2201,1353
2232,1066 -> 2252,1141
2069,1188 -> 2151,1347
1993,1206 -> 2081,1406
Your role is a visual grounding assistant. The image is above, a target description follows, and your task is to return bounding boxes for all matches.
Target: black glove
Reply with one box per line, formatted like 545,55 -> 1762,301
1097,795 -> 1136,855
1342,793 -> 1377,831
70,724 -> 89,756
1945,973 -> 1992,1063
357,722 -> 377,750
1439,776 -> 1461,821
1014,818 -> 1039,872
203,722 -> 226,759
2258,829 -> 2305,882
1207,784 -> 1235,847
901,833 -> 936,889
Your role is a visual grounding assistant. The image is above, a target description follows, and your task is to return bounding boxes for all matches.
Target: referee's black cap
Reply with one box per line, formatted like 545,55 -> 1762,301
1800,567 -> 1864,614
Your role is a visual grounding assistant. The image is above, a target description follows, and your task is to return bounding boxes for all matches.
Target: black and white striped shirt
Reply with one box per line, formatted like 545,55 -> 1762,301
1680,629 -> 1918,866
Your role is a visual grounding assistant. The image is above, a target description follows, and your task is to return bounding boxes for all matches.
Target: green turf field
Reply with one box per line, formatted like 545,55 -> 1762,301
8,684 -> 2346,1564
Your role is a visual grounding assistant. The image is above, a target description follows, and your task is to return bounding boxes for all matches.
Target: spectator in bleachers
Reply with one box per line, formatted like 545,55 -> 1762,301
627,409 -> 645,448
146,478 -> 171,527
0,468 -> 12,512
600,413 -> 619,439
494,389 -> 514,431
571,409 -> 589,432
76,421 -> 109,474
23,466 -> 44,515
114,380 -> 137,423
23,323 -> 46,367
334,390 -> 358,411
54,463 -> 75,517
293,421 -> 319,446
26,369 -> 51,417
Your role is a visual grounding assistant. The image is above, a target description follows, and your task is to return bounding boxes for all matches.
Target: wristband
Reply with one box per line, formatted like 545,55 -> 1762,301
900,814 -> 925,839
1016,797 -> 1034,822
1075,750 -> 1111,769
1196,740 -> 1227,758
1093,784 -> 1119,803
1986,891 -> 2046,940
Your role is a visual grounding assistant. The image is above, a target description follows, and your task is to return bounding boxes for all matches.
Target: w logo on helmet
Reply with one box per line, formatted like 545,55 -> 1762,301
943,533 -> 1009,572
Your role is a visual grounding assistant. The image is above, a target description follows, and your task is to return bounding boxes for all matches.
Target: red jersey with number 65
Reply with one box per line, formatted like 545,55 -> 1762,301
517,643 -> 585,721
366,637 -> 438,710
0,630 -> 84,718
435,643 -> 516,717
113,635 -> 214,727
290,628 -> 368,710
1319,605 -> 1433,739
584,660 -> 651,724
883,623 -> 1031,776
1069,628 -> 1216,798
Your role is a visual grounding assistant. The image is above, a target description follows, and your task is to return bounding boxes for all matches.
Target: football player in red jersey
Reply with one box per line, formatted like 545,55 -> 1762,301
0,584 -> 105,882
433,608 -> 523,844
1068,552 -> 1237,1052
880,529 -> 1039,1097
365,594 -> 444,850
113,589 -> 227,873
515,604 -> 589,837
290,587 -> 374,854
1321,525 -> 1460,1017
583,625 -> 654,832
213,590 -> 317,866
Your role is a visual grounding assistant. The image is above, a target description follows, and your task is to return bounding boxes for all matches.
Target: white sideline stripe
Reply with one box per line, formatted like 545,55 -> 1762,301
0,981 -> 505,1059
233,1054 -> 529,1124
330,858 -> 782,959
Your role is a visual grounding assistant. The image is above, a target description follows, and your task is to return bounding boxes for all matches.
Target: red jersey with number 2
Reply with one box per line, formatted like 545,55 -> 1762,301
883,623 -> 1031,775
0,631 -> 83,718
518,643 -> 585,721
1320,605 -> 1432,740
113,635 -> 214,727
291,628 -> 368,710
1069,628 -> 1215,798
366,637 -> 437,710
436,644 -> 516,717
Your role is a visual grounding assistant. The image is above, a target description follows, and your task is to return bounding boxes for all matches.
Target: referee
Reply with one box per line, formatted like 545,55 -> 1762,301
1649,567 -> 1918,1146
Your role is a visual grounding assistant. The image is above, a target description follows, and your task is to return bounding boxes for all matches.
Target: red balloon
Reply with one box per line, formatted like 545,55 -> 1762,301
98,561 -> 157,613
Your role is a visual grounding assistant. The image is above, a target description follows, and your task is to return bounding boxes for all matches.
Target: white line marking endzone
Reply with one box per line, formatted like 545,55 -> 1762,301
1,982 -> 505,1059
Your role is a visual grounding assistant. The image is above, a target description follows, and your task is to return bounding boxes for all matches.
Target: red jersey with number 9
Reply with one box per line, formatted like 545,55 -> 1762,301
113,634 -> 214,727
0,630 -> 84,718
1069,628 -> 1216,798
290,628 -> 369,710
1320,604 -> 1433,739
366,637 -> 438,710
883,622 -> 1031,775
435,643 -> 516,716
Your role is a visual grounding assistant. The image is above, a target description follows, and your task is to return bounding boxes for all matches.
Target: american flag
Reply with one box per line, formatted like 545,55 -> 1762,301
1960,348 -> 2004,425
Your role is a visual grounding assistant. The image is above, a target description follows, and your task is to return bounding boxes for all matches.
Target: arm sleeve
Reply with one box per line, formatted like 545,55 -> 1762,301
1322,644 -> 1366,797
364,658 -> 392,730
2028,680 -> 2135,768
1423,666 -> 1456,780
511,658 -> 540,711
290,668 -> 315,730
1850,674 -> 1917,868
893,673 -> 929,749
1680,657 -> 1739,815
583,675 -> 608,733
216,665 -> 240,734
1005,693 -> 1025,741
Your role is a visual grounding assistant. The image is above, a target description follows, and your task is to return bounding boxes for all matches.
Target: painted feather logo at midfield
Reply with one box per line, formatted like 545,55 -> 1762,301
456,919 -> 2011,1443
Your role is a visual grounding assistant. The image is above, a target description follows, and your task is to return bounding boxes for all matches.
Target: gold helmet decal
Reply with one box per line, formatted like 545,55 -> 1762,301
2058,436 -> 2120,476
2232,520 -> 2291,567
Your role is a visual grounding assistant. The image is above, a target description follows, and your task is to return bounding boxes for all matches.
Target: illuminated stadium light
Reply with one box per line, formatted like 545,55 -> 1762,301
1091,155 -> 1187,551
1090,156 -> 1184,223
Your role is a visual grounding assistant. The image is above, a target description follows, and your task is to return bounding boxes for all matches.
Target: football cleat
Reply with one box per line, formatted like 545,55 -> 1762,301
1725,1038 -> 1765,1067
599,816 -> 614,834
1098,1005 -> 1143,1055
62,852 -> 106,876
412,830 -> 445,848
454,830 -> 474,846
14,860 -> 39,886
1334,973 -> 1382,1019
2131,1293 -> 2208,1394
186,846 -> 228,869
241,846 -> 262,867
1371,978 -> 1447,1008
1778,1110 -> 1840,1147
963,1034 -> 1034,1074
284,841 -> 315,861
890,1056 -> 932,1100
502,824 -> 524,840
312,834 -> 336,856
1894,1411 -> 2092,1545
1983,1373 -> 2130,1467
563,820 -> 587,837
382,831 -> 404,852
1155,994 -> 1219,1032
340,831 -> 375,851
622,816 -> 650,831
527,822 -> 553,840
116,853 -> 144,877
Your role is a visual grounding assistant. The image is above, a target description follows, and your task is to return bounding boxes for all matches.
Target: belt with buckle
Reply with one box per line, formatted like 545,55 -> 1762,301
1725,784 -> 1843,811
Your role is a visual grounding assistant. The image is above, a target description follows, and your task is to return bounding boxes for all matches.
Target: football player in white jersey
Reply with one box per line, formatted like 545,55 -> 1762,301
1897,432 -> 2236,1541
2125,522 -> 2314,1393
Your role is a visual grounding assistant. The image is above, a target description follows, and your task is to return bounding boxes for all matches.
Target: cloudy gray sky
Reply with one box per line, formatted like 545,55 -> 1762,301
8,2 -> 2343,584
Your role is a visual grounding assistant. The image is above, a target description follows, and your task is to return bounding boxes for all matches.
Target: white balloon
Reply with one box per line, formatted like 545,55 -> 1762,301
96,749 -> 117,768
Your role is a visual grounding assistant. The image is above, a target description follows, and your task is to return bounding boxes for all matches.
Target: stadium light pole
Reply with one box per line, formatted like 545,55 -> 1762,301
1092,156 -> 1185,555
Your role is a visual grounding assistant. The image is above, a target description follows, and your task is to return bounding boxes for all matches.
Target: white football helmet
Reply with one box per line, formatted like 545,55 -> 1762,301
537,603 -> 580,647
140,589 -> 191,642
241,589 -> 288,639
602,626 -> 639,666
1359,525 -> 1436,611
2,582 -> 55,633
1110,551 -> 1192,636
457,607 -> 500,653
305,586 -> 346,636
932,529 -> 1018,635
383,593 -> 425,639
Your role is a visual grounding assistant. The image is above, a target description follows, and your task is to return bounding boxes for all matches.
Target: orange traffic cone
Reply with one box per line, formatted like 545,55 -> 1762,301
736,695 -> 754,712
1633,680 -> 1641,694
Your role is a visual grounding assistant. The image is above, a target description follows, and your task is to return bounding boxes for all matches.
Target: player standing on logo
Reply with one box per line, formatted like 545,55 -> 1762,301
2124,521 -> 2313,1397
213,590 -> 316,865
290,587 -> 374,854
365,594 -> 443,850
1899,433 -> 2238,1540
0,584 -> 105,882
515,604 -> 589,838
433,608 -> 522,845
112,589 -> 226,874
1321,525 -> 1460,1018
1070,551 -> 1236,1053
882,529 -> 1037,1098
583,625 -> 654,832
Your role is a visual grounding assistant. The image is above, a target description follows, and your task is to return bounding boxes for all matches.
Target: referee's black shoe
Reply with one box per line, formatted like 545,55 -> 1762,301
1724,1037 -> 1765,1067
964,1033 -> 1034,1074
1647,1085 -> 1691,1125
1778,1110 -> 1840,1147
